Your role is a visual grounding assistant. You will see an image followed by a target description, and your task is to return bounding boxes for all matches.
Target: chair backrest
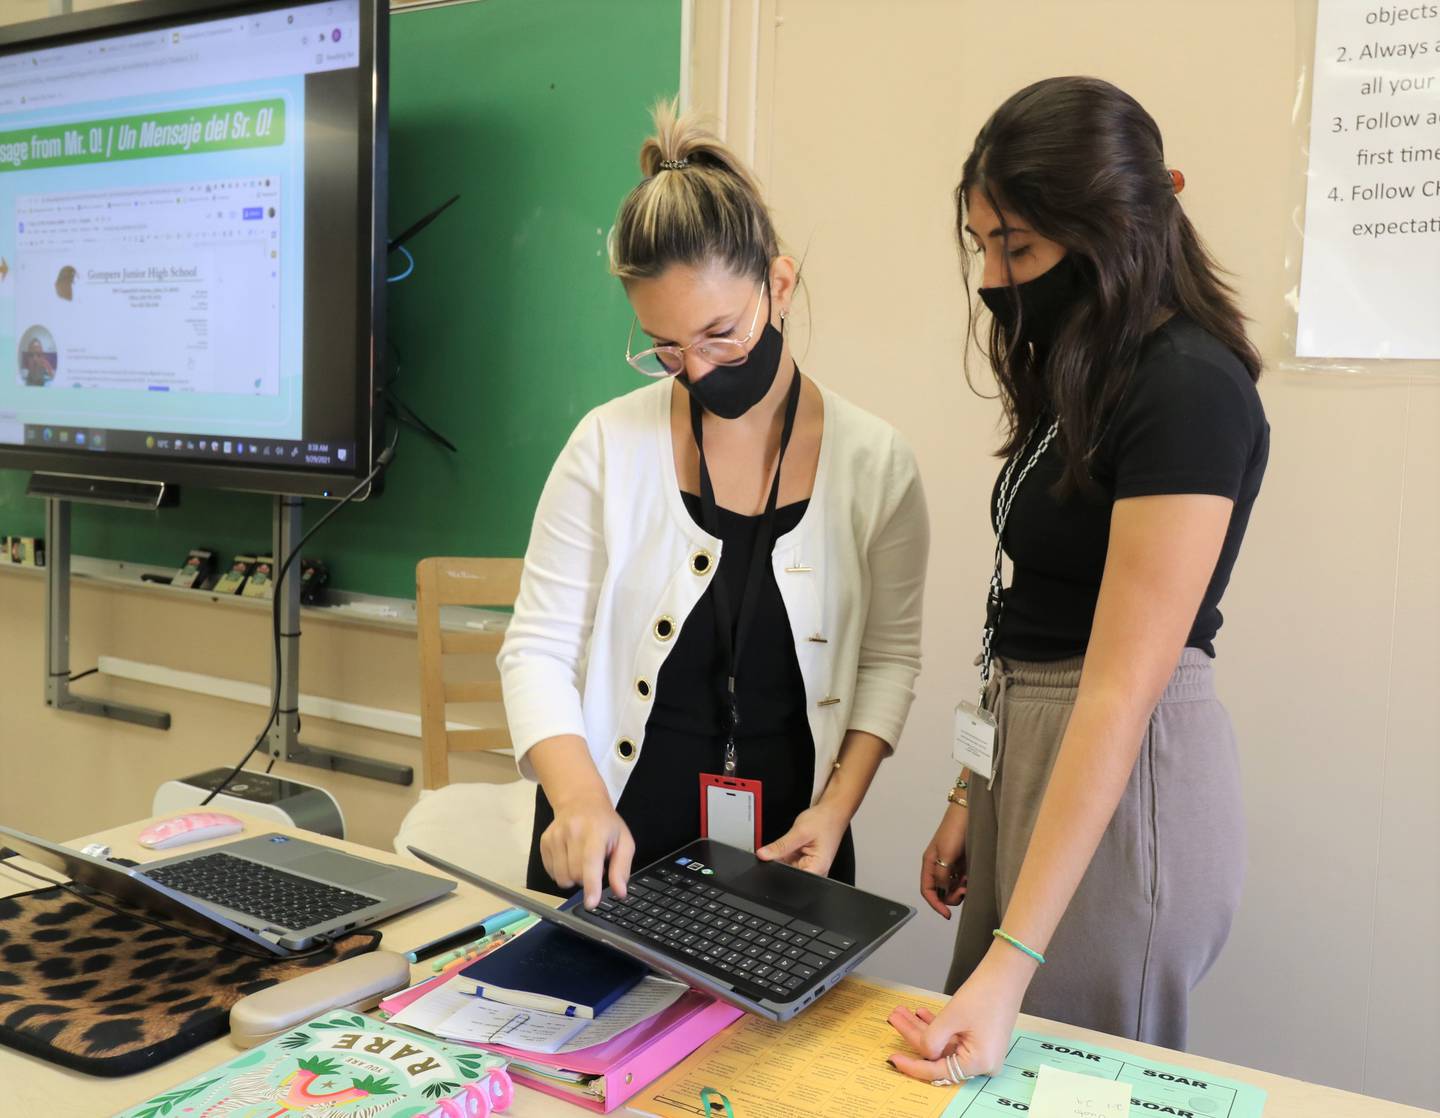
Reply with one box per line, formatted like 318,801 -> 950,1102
415,557 -> 524,789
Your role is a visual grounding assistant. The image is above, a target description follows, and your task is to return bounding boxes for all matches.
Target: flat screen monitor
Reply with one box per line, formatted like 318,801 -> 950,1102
0,0 -> 386,499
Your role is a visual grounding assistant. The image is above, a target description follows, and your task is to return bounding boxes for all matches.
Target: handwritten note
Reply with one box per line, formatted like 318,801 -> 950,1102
1029,1065 -> 1130,1118
389,982 -> 473,1035
433,997 -> 591,1053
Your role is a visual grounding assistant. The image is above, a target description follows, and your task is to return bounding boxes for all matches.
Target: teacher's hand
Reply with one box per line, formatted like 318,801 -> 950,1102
756,801 -> 848,877
541,792 -> 635,910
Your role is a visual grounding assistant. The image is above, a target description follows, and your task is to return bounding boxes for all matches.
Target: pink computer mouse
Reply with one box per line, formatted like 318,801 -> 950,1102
138,812 -> 245,850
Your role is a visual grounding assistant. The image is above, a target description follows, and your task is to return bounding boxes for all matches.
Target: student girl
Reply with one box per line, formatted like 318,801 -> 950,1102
499,104 -> 929,908
890,77 -> 1269,1083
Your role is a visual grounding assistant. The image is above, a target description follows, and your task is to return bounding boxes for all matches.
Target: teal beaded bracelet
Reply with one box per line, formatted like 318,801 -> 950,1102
993,928 -> 1046,965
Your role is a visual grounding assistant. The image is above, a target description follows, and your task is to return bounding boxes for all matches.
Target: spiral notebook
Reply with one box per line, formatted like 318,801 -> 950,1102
113,1013 -> 513,1118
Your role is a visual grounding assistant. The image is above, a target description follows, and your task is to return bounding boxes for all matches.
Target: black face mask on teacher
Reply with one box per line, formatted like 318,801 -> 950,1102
978,251 -> 1084,352
679,298 -> 786,421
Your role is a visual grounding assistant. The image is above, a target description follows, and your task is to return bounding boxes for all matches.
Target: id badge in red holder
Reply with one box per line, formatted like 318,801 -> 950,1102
700,774 -> 763,853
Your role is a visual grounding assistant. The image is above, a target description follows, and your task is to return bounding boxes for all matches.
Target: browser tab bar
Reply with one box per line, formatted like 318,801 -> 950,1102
0,3 -> 358,118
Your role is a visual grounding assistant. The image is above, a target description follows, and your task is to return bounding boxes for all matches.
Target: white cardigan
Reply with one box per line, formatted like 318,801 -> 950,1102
499,378 -> 929,808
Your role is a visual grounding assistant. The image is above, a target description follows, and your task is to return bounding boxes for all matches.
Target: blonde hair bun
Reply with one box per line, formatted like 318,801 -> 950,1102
612,99 -> 778,282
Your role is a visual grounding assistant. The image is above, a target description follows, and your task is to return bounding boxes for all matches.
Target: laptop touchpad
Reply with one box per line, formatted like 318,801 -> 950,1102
290,851 -> 384,886
733,862 -> 829,914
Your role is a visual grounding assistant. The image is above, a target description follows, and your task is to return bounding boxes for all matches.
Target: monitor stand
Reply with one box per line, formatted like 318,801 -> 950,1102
42,496 -> 171,730
265,495 -> 412,786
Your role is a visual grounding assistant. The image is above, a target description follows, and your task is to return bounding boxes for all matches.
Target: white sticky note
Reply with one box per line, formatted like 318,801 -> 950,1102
1030,1064 -> 1131,1118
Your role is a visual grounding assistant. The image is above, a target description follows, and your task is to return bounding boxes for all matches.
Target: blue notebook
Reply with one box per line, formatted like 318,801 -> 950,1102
450,920 -> 647,1019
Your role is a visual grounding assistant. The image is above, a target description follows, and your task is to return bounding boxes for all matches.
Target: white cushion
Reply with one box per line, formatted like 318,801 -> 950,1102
393,780 -> 534,891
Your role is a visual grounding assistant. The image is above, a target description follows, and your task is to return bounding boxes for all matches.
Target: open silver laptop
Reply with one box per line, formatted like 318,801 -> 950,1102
0,824 -> 455,955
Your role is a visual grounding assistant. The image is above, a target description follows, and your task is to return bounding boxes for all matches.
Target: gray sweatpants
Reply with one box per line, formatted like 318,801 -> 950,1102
945,649 -> 1245,1049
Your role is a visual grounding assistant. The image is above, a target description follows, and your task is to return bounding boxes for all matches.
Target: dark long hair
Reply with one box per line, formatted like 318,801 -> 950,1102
958,77 -> 1261,490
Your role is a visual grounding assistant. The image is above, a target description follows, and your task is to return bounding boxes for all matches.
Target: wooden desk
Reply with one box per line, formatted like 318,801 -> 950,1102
2,815 -> 1431,1117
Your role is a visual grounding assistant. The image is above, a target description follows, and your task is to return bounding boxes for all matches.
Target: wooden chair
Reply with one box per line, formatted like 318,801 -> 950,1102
414,556 -> 524,790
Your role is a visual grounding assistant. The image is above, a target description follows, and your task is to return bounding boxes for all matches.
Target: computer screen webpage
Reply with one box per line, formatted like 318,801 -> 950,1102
0,0 -> 367,474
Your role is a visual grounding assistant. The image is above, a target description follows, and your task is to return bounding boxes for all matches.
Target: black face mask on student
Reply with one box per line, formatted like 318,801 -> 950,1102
679,304 -> 785,421
978,252 -> 1084,352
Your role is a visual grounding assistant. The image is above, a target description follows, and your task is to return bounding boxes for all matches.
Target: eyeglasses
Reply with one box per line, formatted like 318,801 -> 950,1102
625,282 -> 768,377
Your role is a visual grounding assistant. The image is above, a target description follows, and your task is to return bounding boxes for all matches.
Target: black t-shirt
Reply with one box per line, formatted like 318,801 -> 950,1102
993,315 -> 1269,661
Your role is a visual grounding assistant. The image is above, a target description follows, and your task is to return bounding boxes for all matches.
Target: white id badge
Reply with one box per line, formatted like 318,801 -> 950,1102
701,774 -> 762,853
952,700 -> 997,781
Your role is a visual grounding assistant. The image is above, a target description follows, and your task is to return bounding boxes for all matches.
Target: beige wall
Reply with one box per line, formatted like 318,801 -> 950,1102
689,0 -> 1439,1109
3,0 -> 117,20
5,1 -> 61,22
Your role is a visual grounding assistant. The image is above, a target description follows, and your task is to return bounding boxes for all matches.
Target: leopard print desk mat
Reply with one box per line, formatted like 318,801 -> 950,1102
0,884 -> 381,1076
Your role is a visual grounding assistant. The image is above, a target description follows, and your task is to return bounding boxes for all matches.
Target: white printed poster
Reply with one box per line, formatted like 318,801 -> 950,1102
1296,0 -> 1440,359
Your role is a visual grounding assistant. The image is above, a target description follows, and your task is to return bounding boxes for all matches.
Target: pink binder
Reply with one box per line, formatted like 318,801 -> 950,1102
381,965 -> 740,1113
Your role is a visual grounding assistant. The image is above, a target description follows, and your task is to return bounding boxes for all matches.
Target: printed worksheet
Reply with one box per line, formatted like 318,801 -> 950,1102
637,978 -> 1268,1118
942,1033 -> 1267,1118
636,977 -> 955,1118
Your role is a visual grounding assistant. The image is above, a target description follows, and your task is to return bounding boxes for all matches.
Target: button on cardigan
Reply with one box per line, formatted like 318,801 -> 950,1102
499,378 -> 929,808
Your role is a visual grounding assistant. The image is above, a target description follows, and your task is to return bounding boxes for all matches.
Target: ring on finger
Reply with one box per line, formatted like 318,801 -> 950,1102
933,856 -> 951,869
930,1077 -> 955,1088
946,1052 -> 969,1083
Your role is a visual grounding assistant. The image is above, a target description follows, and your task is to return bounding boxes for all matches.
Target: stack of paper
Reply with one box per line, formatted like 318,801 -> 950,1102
381,956 -> 744,1114
390,974 -> 691,1055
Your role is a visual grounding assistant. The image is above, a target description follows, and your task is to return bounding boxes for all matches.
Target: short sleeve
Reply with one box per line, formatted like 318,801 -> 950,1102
1109,352 -> 1259,502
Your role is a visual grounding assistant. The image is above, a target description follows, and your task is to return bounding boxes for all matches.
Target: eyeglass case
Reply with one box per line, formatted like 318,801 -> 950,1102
229,950 -> 412,1048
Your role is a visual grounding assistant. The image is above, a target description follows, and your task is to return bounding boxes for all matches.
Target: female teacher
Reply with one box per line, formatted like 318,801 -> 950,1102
500,104 -> 929,908
891,77 -> 1269,1082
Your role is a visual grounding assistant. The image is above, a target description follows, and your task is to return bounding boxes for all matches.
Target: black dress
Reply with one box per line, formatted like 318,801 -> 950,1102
525,492 -> 856,896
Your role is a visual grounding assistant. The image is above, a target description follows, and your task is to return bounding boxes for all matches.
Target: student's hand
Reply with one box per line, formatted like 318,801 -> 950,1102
887,948 -> 1030,1084
756,801 -> 848,876
921,806 -> 968,919
541,793 -> 636,910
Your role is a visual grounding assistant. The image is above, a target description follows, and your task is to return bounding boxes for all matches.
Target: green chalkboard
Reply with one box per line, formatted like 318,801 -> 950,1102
0,0 -> 680,599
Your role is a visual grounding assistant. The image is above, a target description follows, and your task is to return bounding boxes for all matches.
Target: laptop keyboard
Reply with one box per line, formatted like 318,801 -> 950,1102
584,865 -> 856,1002
143,852 -> 376,931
